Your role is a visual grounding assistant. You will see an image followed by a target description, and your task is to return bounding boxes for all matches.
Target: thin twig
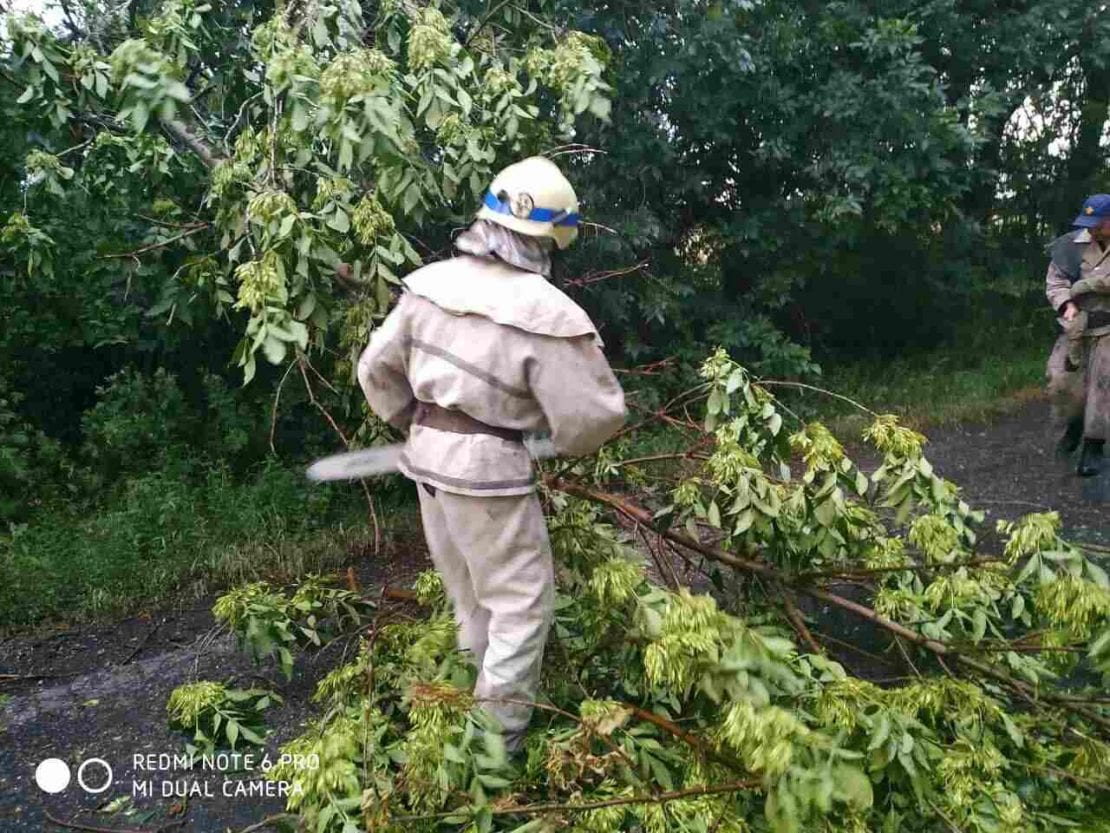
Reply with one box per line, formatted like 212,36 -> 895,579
119,617 -> 163,665
390,779 -> 758,823
894,636 -> 923,678
927,799 -> 964,833
43,810 -> 186,833
465,0 -> 514,44
546,147 -> 608,158
578,220 -> 618,235
614,451 -> 709,469
564,261 -> 648,289
269,360 -> 298,455
808,628 -> 897,668
612,356 -> 679,377
298,360 -> 381,553
223,92 -> 262,150
794,556 -> 1003,581
0,671 -> 81,684
1023,762 -> 1110,792
98,224 -> 209,260
636,524 -> 681,591
232,814 -> 298,833
1070,539 -> 1110,555
759,380 -> 879,417
299,359 -> 350,445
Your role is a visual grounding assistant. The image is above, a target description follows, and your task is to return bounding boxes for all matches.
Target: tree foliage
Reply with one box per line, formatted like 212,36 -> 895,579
562,0 -> 1110,363
0,0 -> 610,495
5,0 -> 1110,509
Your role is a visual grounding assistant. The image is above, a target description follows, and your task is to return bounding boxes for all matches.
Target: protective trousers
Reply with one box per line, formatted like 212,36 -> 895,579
1047,331 -> 1110,441
416,485 -> 555,750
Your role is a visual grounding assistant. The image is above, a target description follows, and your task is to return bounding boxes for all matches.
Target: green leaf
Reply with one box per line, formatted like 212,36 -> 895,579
338,140 -> 353,170
262,334 -> 287,364
868,714 -> 891,751
834,765 -> 873,809
457,86 -> 472,115
326,209 -> 350,233
707,388 -> 724,415
814,498 -> 837,527
971,608 -> 987,643
296,293 -> 317,320
707,501 -> 721,528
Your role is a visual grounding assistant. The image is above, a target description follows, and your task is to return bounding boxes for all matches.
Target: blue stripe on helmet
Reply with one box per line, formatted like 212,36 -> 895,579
482,191 -> 578,227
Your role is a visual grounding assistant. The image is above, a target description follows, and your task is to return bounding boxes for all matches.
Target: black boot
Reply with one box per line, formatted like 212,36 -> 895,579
1077,439 -> 1105,477
1057,418 -> 1084,457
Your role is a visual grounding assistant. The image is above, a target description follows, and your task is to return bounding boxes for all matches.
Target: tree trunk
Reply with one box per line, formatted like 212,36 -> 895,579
1063,58 -> 1110,220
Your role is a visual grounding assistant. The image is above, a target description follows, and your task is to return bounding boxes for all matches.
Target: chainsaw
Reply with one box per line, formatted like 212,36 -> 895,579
306,435 -> 557,482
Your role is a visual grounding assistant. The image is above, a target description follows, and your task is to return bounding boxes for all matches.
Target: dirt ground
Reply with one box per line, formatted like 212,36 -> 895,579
0,545 -> 433,833
1,397 -> 1106,833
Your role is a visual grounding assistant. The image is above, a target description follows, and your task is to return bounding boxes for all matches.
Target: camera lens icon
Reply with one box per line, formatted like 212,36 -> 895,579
35,757 -> 113,795
34,759 -> 71,794
77,758 -> 113,794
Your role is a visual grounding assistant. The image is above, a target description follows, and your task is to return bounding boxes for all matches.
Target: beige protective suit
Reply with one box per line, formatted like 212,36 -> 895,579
357,253 -> 625,746
1046,228 -> 1110,442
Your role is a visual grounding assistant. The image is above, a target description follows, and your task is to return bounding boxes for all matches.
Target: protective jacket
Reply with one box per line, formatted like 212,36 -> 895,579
357,254 -> 627,494
356,251 -> 625,750
1044,228 -> 1110,441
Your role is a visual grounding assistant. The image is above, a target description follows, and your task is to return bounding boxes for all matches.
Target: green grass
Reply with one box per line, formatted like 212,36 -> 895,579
0,460 -> 408,632
812,334 -> 1047,438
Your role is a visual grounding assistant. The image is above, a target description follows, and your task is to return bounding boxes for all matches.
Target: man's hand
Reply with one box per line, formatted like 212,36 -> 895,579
1063,301 -> 1080,322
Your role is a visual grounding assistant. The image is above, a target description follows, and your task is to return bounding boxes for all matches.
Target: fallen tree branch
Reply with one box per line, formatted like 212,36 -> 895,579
780,593 -> 823,655
548,477 -> 1110,735
621,703 -> 748,774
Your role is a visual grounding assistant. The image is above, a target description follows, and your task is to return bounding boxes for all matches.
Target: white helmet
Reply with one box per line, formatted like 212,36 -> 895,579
476,156 -> 580,250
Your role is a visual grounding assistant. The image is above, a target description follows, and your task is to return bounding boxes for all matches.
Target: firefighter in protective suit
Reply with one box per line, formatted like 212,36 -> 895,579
356,157 -> 626,750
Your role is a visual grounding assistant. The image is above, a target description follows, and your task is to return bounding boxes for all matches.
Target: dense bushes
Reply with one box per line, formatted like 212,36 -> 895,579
0,363 -> 381,629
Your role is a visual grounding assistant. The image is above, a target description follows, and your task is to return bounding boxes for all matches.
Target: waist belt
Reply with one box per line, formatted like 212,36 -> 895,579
1088,311 -> 1110,330
412,402 -> 523,443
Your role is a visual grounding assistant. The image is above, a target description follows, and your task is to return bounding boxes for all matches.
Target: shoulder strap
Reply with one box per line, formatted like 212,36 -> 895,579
401,256 -> 602,343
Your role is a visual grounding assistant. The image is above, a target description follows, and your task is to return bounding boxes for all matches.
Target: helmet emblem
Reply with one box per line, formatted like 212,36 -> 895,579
510,191 -> 535,219
1087,206 -> 1095,215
